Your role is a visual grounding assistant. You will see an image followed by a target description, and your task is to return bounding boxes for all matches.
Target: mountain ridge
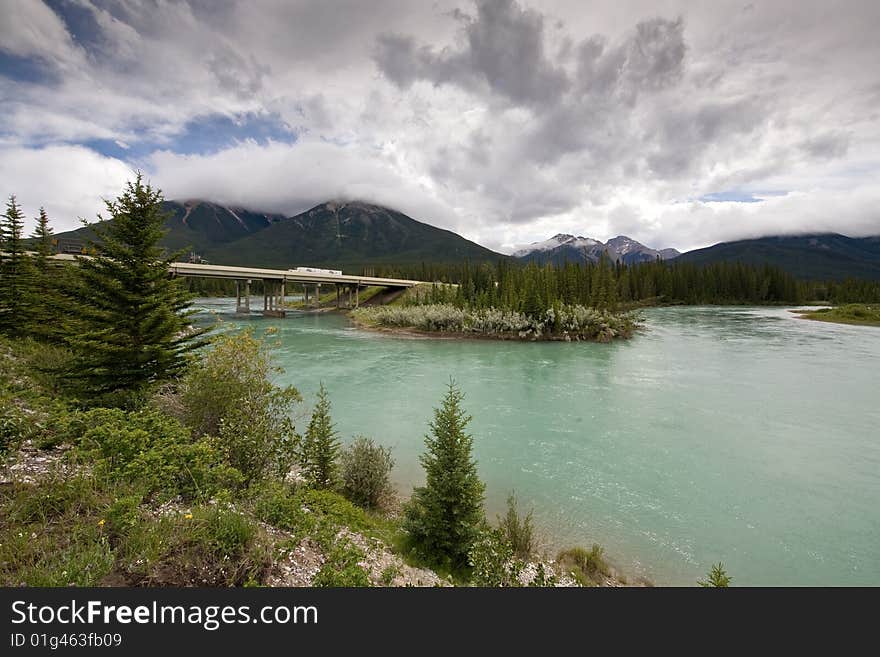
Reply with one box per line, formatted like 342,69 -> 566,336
514,233 -> 680,265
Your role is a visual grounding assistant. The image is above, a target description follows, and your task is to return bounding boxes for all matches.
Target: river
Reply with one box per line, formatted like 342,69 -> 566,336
193,299 -> 880,586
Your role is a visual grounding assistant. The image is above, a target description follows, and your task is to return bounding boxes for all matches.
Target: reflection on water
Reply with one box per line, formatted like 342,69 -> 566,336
191,299 -> 880,585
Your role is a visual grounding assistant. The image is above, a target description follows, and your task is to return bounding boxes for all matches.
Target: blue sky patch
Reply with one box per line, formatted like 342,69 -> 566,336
699,191 -> 764,203
44,0 -> 107,57
170,112 -> 297,155
0,51 -> 60,85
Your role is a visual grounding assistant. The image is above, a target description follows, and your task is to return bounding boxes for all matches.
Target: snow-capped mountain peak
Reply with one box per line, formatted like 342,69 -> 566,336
514,233 -> 680,265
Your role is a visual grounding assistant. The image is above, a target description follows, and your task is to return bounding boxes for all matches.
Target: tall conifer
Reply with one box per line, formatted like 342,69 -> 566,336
63,174 -> 206,403
0,196 -> 34,336
403,381 -> 485,567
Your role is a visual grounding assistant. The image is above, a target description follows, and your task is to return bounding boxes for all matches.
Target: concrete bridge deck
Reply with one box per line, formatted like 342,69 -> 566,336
48,254 -> 424,316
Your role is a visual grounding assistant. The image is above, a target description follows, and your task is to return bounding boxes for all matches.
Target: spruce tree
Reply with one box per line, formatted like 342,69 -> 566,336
403,381 -> 485,567
300,383 -> 340,488
26,208 -> 59,339
0,196 -> 34,336
63,174 -> 206,404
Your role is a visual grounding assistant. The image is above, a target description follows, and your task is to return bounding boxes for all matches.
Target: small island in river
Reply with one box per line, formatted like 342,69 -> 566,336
795,304 -> 880,327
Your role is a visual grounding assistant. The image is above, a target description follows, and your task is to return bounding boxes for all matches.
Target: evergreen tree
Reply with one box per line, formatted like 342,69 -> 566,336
403,381 -> 485,567
27,208 -> 60,339
698,562 -> 732,587
63,174 -> 206,403
0,196 -> 34,336
300,383 -> 341,488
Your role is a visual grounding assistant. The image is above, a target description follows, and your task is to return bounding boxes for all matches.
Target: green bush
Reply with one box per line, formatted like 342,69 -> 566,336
73,408 -> 243,500
498,492 -> 535,560
557,544 -> 610,586
312,541 -> 370,587
296,487 -> 371,532
178,329 -> 301,483
468,528 -> 522,587
340,436 -> 394,509
251,482 -> 310,534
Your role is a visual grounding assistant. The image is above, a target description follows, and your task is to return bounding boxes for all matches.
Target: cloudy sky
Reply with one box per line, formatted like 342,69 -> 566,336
1,0 -> 879,253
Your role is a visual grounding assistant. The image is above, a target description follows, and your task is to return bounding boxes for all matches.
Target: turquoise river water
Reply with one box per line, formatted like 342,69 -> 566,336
193,299 -> 880,586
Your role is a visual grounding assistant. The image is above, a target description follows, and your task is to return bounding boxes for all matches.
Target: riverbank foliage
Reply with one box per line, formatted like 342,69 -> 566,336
797,304 -> 880,326
353,302 -> 638,341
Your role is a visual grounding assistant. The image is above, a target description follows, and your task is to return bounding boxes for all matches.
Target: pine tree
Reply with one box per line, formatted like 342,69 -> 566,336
0,196 -> 34,336
300,383 -> 340,488
403,381 -> 485,567
63,174 -> 207,404
26,208 -> 60,339
698,562 -> 732,587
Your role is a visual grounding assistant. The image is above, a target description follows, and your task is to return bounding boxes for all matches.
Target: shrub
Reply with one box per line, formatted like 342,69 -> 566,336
178,329 -> 301,483
557,544 -> 610,586
468,528 -> 522,587
312,540 -> 370,587
352,303 -> 638,340
73,408 -> 243,500
498,492 -> 535,559
340,436 -> 394,509
698,562 -> 732,587
251,482 -> 310,534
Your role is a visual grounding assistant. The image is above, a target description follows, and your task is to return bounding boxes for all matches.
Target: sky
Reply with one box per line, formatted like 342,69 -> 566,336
1,0 -> 879,253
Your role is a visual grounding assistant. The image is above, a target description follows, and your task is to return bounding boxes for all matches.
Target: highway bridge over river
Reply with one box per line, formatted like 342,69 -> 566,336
168,262 -> 422,317
48,254 -> 423,317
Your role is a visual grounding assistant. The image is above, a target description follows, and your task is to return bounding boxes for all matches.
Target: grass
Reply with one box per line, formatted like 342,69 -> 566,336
0,476 -> 116,586
797,304 -> 880,326
556,544 -> 611,587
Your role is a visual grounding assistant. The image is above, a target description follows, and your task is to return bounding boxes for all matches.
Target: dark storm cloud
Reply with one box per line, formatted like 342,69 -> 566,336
375,0 -> 569,107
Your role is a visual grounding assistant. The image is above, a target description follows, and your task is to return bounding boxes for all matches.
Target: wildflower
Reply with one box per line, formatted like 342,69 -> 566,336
184,513 -> 193,519
98,519 -> 105,527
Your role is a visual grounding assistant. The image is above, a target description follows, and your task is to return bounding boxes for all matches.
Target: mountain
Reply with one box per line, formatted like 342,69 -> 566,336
676,233 -> 880,280
605,236 -> 680,264
51,199 -> 505,269
201,200 -> 505,268
514,233 -> 679,265
52,200 -> 286,257
512,234 -> 606,266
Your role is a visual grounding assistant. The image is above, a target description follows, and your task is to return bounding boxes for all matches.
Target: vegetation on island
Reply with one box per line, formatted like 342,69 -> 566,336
1,180 -> 636,588
796,304 -> 880,327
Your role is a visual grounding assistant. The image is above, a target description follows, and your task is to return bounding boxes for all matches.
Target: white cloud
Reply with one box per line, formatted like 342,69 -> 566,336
0,145 -> 133,233
1,0 -> 879,252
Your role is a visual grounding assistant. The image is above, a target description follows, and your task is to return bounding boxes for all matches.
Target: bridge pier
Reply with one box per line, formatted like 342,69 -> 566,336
262,278 -> 286,317
235,279 -> 251,314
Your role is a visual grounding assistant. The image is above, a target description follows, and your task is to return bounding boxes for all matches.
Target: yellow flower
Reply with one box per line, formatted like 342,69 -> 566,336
184,513 -> 193,519
98,519 -> 105,527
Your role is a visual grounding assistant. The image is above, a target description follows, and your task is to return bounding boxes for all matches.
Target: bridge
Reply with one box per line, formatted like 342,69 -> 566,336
47,254 -> 423,317
169,262 -> 421,317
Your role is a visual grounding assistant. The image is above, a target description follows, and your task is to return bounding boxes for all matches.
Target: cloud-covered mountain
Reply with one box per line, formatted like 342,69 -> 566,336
514,234 -> 679,265
51,200 -> 505,270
